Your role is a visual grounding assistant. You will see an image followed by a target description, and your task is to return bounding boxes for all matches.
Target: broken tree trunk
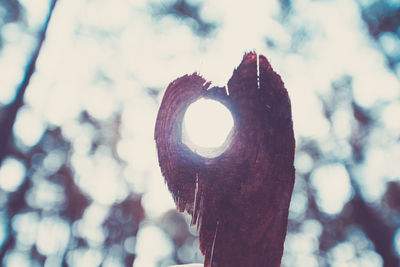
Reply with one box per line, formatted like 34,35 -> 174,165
155,52 -> 295,267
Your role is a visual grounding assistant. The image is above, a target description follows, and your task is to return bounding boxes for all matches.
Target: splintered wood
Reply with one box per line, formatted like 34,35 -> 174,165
155,52 -> 295,267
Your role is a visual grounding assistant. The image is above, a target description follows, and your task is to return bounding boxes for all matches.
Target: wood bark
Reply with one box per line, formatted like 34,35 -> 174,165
155,52 -> 295,267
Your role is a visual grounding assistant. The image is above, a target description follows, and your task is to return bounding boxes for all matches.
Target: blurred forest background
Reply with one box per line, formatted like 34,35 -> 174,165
0,0 -> 399,266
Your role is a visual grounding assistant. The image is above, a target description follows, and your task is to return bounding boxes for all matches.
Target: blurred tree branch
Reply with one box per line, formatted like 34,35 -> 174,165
0,0 -> 58,166
317,171 -> 399,267
150,0 -> 218,37
0,0 -> 58,260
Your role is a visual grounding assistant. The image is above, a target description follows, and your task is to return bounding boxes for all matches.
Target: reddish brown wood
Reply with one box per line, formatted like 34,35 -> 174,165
155,52 -> 295,267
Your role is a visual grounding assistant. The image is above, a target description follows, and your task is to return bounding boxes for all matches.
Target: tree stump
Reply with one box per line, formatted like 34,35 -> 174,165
155,52 -> 295,267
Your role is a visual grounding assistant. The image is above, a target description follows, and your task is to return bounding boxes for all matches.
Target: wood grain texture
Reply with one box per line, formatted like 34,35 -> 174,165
155,52 -> 295,267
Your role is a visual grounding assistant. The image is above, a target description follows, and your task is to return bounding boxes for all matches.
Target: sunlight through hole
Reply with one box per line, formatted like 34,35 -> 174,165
183,98 -> 234,158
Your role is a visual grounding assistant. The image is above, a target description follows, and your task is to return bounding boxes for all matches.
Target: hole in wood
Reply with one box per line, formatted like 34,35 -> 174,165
182,98 -> 234,158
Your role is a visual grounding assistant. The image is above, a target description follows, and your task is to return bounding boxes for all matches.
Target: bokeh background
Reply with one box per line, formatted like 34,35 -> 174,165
0,0 -> 400,266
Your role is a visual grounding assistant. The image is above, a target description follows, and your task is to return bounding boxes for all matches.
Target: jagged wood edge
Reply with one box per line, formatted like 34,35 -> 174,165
155,52 -> 295,267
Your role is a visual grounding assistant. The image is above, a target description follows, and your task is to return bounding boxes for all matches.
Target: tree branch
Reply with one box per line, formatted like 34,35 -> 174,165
0,0 -> 58,165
